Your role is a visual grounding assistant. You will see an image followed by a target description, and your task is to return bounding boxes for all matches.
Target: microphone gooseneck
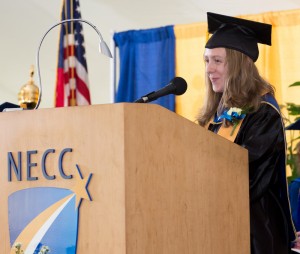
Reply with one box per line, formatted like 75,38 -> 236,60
35,18 -> 113,110
134,77 -> 188,103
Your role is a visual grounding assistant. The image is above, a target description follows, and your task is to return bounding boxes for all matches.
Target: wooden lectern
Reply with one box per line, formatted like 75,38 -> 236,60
0,103 -> 250,254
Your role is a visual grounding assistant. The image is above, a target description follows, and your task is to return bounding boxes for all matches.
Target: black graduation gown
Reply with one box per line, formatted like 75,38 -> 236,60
208,99 -> 296,254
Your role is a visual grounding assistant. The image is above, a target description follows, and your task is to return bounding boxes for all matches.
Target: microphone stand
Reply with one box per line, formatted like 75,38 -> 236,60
134,91 -> 155,103
35,18 -> 113,110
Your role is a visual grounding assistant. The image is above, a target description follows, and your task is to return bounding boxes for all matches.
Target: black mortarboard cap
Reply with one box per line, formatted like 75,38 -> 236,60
205,12 -> 272,62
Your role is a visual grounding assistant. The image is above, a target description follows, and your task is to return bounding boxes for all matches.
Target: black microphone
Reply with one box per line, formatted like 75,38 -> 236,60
134,77 -> 187,103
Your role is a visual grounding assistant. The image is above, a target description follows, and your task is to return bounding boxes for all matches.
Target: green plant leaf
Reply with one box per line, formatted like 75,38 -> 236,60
289,81 -> 300,87
286,103 -> 300,115
286,82 -> 300,181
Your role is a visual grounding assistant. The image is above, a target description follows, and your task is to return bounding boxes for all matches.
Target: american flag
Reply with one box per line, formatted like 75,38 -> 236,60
55,0 -> 91,107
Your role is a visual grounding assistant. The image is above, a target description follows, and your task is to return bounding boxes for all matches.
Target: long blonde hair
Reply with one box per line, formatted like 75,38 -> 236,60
197,48 -> 275,127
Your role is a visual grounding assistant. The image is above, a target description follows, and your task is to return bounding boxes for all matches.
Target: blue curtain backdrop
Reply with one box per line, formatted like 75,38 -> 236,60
113,26 -> 176,111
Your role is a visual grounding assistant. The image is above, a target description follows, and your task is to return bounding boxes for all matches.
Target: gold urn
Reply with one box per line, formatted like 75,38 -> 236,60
18,65 -> 39,109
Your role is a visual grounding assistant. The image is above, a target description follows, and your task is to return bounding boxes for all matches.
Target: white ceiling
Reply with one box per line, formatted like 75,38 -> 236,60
1,0 -> 300,108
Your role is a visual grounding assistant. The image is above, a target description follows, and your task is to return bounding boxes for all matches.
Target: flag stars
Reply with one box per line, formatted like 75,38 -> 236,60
75,35 -> 84,45
74,24 -> 82,33
76,5 -> 81,14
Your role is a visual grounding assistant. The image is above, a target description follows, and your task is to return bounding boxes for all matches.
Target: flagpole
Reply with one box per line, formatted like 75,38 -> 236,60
35,19 -> 112,110
110,30 -> 116,103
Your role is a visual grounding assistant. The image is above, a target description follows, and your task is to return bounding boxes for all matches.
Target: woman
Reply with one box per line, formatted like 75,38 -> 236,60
197,12 -> 297,254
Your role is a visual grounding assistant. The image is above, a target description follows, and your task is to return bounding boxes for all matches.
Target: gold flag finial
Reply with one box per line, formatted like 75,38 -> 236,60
29,64 -> 34,78
18,65 -> 39,109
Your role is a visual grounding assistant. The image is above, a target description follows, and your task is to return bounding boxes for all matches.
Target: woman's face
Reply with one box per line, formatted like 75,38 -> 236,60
204,47 -> 228,93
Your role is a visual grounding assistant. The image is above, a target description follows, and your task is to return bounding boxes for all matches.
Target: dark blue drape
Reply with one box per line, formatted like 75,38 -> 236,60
113,26 -> 175,111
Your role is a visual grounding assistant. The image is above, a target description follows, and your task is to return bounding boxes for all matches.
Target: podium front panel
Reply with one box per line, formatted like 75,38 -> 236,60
0,103 -> 249,254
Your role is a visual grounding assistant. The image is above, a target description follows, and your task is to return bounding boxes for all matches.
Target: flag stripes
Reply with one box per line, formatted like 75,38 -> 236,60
55,0 -> 90,107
